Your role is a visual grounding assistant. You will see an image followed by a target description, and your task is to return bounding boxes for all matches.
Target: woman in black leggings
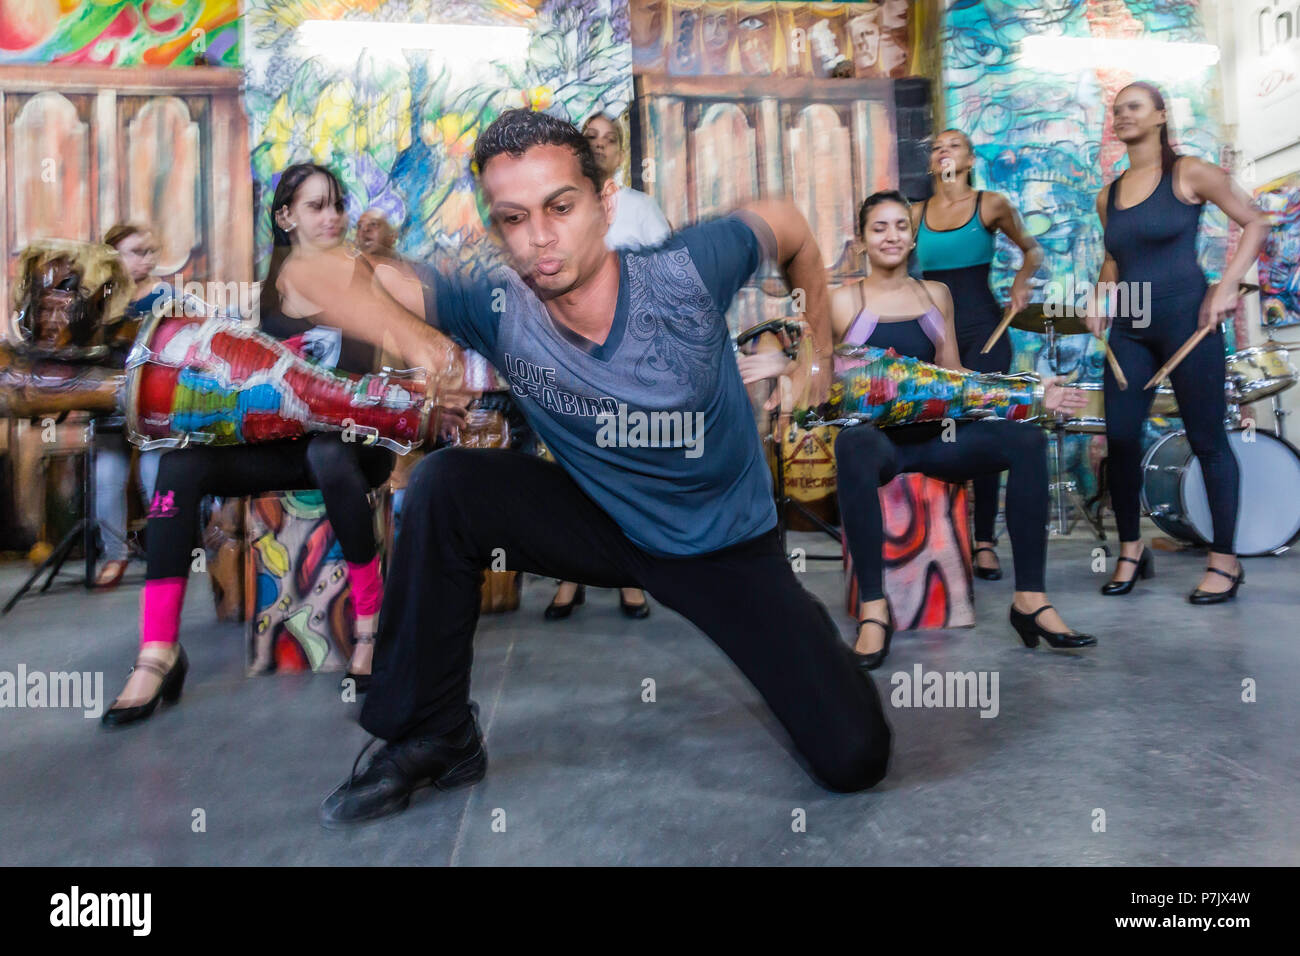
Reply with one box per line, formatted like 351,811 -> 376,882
1091,82 -> 1269,603
102,164 -> 407,726
741,191 -> 1095,669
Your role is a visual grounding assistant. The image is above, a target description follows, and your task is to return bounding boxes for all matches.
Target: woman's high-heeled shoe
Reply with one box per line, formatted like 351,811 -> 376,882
851,612 -> 895,671
341,633 -> 375,694
1010,605 -> 1097,649
101,645 -> 188,728
1100,547 -> 1153,595
94,559 -> 128,591
972,546 -> 1002,581
619,590 -> 651,619
1188,564 -> 1244,605
544,583 -> 585,621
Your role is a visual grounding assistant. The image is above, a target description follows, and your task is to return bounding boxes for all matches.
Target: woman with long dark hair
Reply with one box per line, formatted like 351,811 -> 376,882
742,191 -> 1094,669
1091,82 -> 1268,603
101,164 -> 408,726
912,128 -> 1044,581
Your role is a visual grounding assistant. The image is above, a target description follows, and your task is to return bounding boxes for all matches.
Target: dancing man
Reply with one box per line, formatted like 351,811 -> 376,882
282,109 -> 892,826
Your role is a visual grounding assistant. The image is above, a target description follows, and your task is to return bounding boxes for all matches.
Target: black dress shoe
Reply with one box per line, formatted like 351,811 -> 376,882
1188,564 -> 1244,604
851,614 -> 894,671
1101,547 -> 1153,595
1010,604 -> 1097,649
972,546 -> 1002,580
619,591 -> 651,619
101,645 -> 189,728
319,709 -> 487,829
544,583 -> 585,620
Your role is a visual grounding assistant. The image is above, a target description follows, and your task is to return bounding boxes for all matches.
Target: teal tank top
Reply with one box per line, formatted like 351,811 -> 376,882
915,191 -> 996,271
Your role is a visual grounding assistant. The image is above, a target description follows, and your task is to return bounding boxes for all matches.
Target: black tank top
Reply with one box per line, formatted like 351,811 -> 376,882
1103,158 -> 1207,300
260,253 -> 380,377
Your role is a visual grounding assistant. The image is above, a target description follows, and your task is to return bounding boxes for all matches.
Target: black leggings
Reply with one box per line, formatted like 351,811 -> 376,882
835,420 -> 1049,601
1104,291 -> 1240,553
147,435 -> 394,581
960,336 -> 1013,544
360,447 -> 891,793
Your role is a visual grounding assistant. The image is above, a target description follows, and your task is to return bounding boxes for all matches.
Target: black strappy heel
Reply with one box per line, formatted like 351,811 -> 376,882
1009,605 -> 1097,649
101,645 -> 189,727
851,613 -> 895,671
1101,547 -> 1153,595
1188,564 -> 1244,604
972,546 -> 1002,580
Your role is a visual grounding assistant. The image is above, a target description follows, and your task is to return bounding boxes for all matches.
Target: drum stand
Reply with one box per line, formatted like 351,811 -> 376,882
1042,318 -> 1106,541
1272,392 -> 1289,440
3,417 -> 100,615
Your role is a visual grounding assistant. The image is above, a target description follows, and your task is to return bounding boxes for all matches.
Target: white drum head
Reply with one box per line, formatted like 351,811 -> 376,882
1181,430 -> 1300,555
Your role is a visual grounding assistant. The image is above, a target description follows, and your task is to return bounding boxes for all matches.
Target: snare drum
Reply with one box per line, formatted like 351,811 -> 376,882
1141,428 -> 1300,555
1062,382 -> 1178,433
1226,344 -> 1298,404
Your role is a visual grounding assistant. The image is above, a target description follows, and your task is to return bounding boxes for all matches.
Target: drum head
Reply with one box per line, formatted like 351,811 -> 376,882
1181,430 -> 1300,555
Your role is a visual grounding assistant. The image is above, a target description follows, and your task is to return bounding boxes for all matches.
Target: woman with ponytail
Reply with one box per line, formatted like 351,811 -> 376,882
912,129 -> 1044,581
1091,82 -> 1269,603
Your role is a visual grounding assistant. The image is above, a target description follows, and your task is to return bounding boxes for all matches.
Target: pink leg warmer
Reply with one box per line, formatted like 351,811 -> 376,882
139,577 -> 187,647
346,556 -> 384,618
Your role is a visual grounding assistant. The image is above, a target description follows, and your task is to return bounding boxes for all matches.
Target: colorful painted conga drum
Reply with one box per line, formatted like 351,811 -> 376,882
125,313 -> 431,454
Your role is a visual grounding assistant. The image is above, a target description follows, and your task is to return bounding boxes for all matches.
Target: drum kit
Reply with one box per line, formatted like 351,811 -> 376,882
1008,303 -> 1300,556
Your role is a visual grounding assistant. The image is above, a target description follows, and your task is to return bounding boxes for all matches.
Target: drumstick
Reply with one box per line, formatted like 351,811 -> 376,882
1144,324 -> 1214,390
980,307 -> 1019,355
1096,334 -> 1128,390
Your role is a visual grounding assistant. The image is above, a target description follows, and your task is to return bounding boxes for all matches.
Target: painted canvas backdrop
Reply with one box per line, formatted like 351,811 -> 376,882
243,0 -> 632,279
1255,172 -> 1300,329
942,0 -> 1232,501
0,0 -> 239,66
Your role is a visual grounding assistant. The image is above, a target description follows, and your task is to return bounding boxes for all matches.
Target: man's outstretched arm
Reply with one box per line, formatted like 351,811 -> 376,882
275,246 -> 456,376
734,199 -> 833,406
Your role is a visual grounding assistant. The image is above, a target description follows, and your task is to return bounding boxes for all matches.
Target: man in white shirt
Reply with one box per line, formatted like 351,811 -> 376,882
583,113 -> 671,250
541,113 -> 673,621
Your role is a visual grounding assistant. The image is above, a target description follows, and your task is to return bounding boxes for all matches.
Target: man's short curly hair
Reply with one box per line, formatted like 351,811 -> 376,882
472,108 -> 605,193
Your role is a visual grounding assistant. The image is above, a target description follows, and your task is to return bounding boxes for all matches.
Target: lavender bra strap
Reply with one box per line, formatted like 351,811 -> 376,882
842,305 -> 945,352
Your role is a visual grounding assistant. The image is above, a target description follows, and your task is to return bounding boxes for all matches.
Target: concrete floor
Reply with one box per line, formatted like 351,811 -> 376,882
0,527 -> 1296,866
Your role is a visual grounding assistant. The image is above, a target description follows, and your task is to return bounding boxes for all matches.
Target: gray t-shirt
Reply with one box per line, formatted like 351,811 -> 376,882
421,214 -> 777,557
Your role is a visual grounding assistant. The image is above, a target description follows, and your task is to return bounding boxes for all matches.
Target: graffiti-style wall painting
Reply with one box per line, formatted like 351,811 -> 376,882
244,0 -> 632,280
1256,173 -> 1300,329
0,0 -> 240,67
943,0 -> 1230,499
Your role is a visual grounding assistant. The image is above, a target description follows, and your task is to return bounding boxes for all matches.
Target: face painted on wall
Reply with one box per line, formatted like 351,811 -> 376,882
849,11 -> 881,70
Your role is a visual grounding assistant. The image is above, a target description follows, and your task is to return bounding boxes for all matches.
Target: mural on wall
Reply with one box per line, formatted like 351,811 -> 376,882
942,0 -> 1231,500
1256,172 -> 1300,329
244,0 -> 632,280
0,0 -> 240,66
632,0 -> 932,79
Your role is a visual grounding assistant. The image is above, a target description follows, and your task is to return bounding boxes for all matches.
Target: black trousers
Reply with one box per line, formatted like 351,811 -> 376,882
147,435 -> 393,580
835,420 -> 1049,601
959,337 -> 1013,544
1104,290 -> 1240,553
360,447 -> 891,793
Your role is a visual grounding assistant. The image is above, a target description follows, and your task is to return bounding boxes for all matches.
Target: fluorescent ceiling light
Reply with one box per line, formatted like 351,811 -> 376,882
1020,36 -> 1221,80
296,20 -> 530,71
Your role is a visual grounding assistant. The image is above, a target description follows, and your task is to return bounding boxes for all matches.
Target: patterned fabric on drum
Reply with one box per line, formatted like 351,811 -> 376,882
244,489 -> 389,675
843,475 -> 974,630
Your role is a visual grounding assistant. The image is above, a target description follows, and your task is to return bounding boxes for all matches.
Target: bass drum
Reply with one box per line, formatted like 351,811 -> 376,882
1141,428 -> 1300,556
